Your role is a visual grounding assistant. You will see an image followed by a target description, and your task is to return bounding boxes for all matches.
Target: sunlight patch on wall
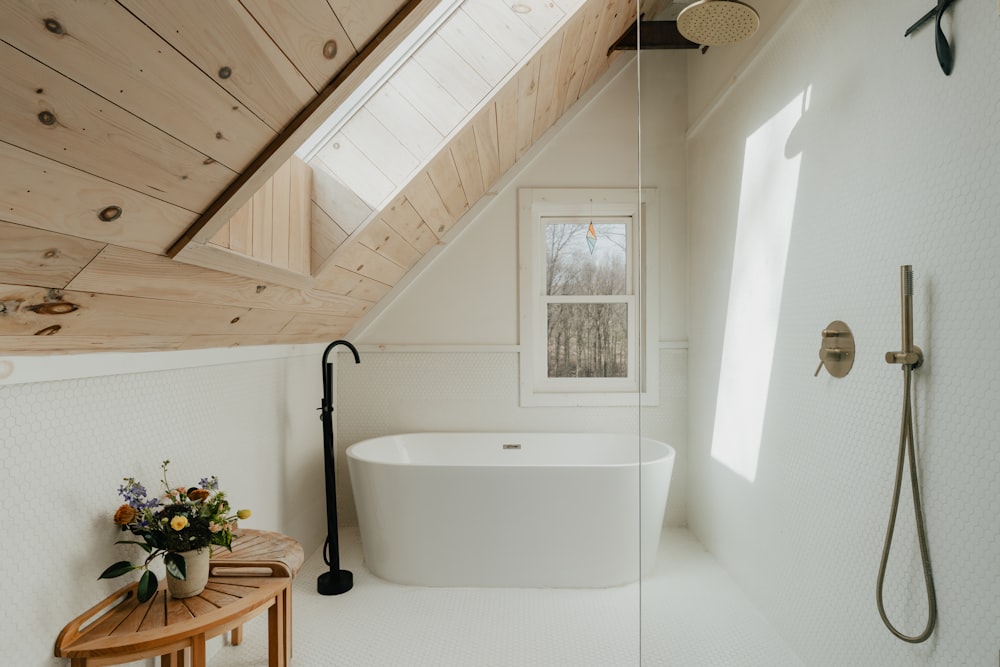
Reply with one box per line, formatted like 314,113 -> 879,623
710,89 -> 808,482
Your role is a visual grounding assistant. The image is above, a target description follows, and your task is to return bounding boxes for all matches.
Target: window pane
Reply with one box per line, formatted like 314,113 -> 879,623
545,221 -> 627,296
546,303 -> 628,378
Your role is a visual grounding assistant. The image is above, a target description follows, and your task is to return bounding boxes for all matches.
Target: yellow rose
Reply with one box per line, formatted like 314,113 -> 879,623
170,515 -> 189,531
236,509 -> 252,520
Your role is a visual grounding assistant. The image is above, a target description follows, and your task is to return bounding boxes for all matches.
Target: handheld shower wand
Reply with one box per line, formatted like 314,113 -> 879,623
877,265 -> 936,643
884,266 -> 922,368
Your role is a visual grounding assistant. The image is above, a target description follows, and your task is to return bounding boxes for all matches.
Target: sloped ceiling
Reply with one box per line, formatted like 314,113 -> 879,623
0,0 -> 665,355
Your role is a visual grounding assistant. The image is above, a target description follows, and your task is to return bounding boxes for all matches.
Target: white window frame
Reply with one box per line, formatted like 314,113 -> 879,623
518,188 -> 659,407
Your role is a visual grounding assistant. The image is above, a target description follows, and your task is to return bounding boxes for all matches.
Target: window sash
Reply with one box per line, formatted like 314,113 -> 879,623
518,188 -> 659,407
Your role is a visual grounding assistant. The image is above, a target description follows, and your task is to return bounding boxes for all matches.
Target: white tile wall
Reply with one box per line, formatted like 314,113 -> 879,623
687,0 -> 1000,663
0,351 -> 324,667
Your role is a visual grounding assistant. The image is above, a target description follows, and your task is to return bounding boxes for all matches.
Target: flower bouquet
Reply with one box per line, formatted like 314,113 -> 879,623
100,460 -> 251,602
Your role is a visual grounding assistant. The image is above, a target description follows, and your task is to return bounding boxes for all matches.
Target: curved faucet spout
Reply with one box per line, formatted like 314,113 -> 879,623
323,339 -> 361,365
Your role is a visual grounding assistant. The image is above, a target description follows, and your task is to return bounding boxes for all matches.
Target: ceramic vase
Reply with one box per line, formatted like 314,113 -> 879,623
165,548 -> 210,598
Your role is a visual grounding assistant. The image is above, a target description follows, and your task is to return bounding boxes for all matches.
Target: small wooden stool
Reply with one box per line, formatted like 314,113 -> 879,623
211,529 -> 304,652
55,561 -> 291,667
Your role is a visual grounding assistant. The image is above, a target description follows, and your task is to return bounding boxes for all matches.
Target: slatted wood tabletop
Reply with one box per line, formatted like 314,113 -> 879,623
55,561 -> 291,667
213,528 -> 305,576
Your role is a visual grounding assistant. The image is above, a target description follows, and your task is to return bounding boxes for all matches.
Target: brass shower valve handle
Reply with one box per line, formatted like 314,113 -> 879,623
815,320 -> 855,378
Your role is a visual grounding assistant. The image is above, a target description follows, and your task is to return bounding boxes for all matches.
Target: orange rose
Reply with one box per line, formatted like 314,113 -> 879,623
187,488 -> 210,501
113,504 -> 136,526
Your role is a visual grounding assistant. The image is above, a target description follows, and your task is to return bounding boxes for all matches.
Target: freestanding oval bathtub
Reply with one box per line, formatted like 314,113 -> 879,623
346,432 -> 675,588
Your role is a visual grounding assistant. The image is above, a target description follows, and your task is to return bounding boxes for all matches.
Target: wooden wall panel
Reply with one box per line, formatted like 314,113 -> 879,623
461,1 -> 538,61
402,171 -> 453,239
449,125 -> 485,207
0,283 -> 294,337
229,200 -> 254,254
311,203 -> 348,274
472,103 -> 501,191
67,245 -> 370,317
278,312 -> 354,337
367,84 -> 444,162
314,134 -> 394,209
0,141 -> 194,254
553,10 -> 587,119
235,0 -> 358,92
356,220 -> 422,271
327,0 -> 408,50
412,34 -> 490,112
514,57 -> 541,161
379,196 -> 440,254
531,31 -> 566,143
495,78 -> 519,173
333,243 -> 407,286
0,41 -> 236,213
340,108 -> 418,184
270,160 -> 291,269
563,2 -> 605,112
251,177 -> 274,263
391,60 -> 466,135
311,162 -> 372,236
0,0 -> 638,355
0,0 -> 274,171
173,244 -> 313,290
313,266 -> 392,303
425,150 -> 469,220
121,0 -> 316,132
438,8 -> 515,87
0,221 -> 105,289
0,335 -> 191,355
288,157 -> 312,275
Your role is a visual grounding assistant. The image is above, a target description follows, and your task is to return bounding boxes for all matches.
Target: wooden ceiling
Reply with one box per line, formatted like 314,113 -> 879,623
0,0 -> 660,355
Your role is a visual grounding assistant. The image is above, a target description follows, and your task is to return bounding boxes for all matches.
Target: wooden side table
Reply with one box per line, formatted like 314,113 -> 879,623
55,561 -> 291,667
212,529 -> 304,650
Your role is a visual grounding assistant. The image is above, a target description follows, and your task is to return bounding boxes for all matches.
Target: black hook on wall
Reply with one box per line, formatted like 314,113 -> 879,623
905,0 -> 959,75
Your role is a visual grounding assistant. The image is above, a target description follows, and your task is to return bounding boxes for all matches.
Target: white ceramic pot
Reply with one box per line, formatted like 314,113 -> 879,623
165,548 -> 210,598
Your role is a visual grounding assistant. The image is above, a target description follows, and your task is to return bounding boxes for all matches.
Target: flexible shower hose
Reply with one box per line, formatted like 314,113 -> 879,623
875,364 -> 937,643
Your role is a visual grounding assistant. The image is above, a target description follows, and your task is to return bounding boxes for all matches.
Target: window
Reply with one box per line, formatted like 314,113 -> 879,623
518,188 -> 658,406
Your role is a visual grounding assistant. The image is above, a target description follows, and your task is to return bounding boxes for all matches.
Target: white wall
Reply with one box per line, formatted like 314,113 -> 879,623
686,0 -> 999,663
0,346 -> 327,667
340,53 -> 690,527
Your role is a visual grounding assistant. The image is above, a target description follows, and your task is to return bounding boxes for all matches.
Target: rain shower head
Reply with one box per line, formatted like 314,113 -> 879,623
676,0 -> 760,46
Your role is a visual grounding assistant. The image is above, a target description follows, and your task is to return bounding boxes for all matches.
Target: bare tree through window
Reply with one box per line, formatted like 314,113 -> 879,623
544,220 -> 629,378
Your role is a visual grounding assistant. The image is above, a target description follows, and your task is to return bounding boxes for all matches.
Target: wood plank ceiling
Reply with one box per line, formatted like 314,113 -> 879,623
0,0 -> 659,355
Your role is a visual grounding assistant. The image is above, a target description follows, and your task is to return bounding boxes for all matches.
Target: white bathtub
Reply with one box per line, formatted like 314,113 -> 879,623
346,432 -> 675,588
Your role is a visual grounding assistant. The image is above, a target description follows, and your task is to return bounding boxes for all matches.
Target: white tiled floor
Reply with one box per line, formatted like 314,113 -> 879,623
210,527 -> 801,666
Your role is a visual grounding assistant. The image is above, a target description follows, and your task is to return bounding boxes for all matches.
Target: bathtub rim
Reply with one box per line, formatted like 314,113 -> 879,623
345,431 -> 676,468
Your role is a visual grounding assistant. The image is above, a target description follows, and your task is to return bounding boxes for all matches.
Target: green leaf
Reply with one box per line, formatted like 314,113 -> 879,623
99,561 -> 137,579
114,539 -> 153,554
137,570 -> 157,603
164,552 -> 187,580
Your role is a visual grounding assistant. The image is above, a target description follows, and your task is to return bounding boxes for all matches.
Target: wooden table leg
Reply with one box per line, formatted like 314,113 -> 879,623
161,649 -> 186,667
267,586 -> 287,667
191,634 -> 207,667
231,624 -> 244,645
285,584 -> 293,663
